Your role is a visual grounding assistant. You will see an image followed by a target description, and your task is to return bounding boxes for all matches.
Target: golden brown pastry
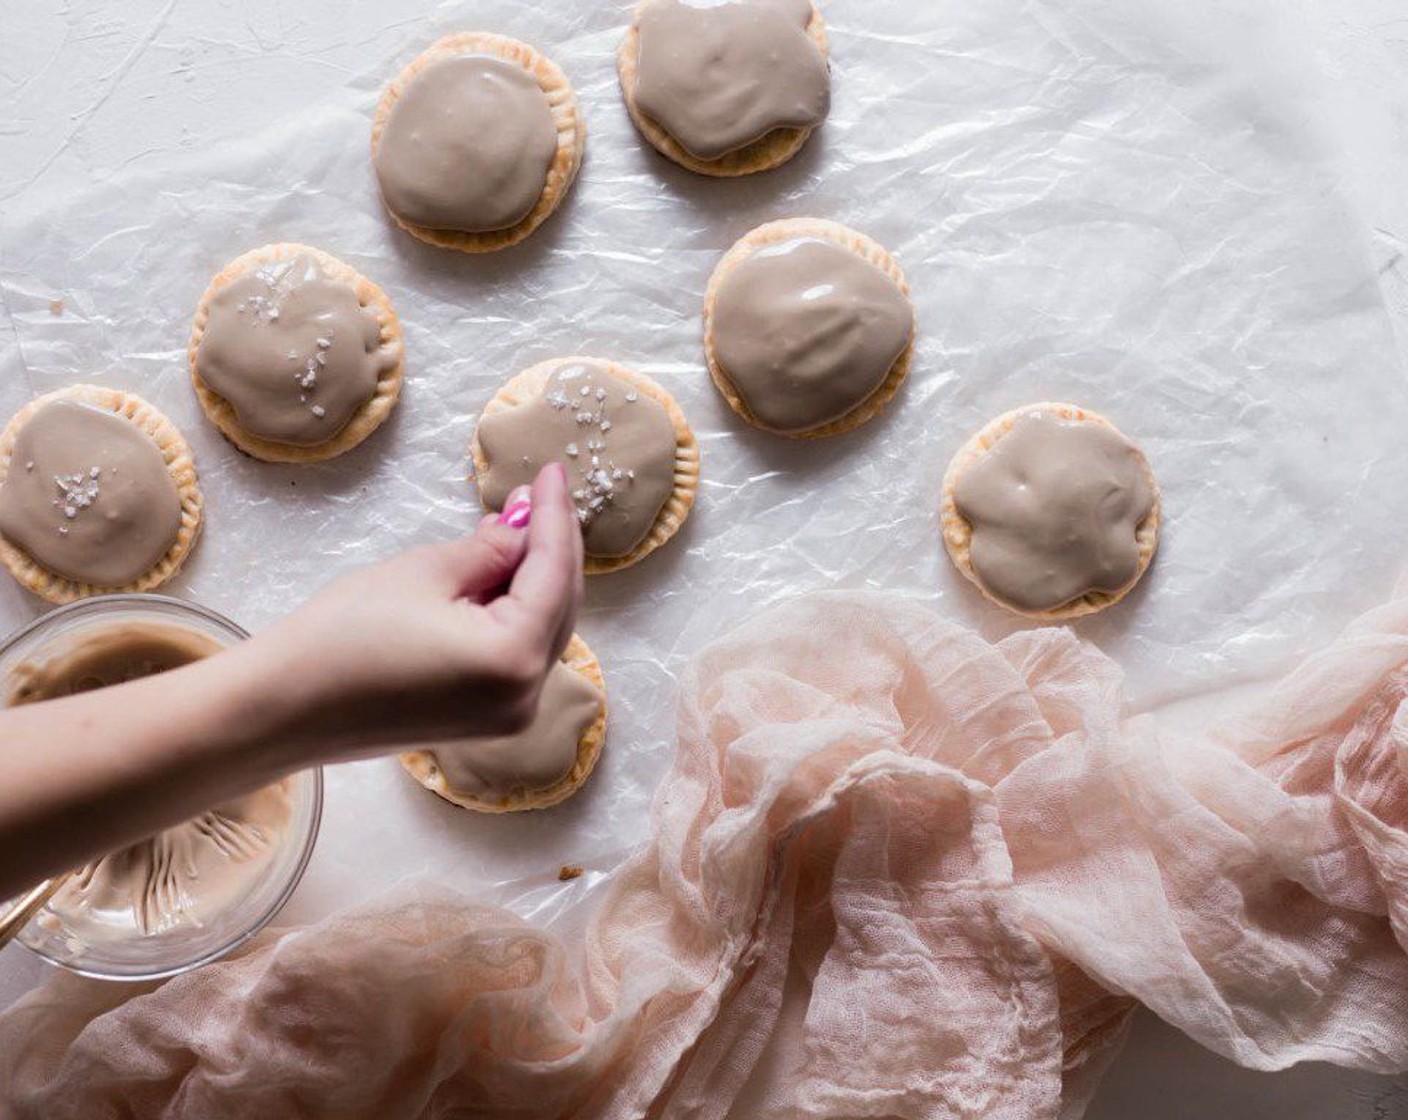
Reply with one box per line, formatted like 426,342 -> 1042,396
372,33 -> 585,252
704,217 -> 914,438
941,403 -> 1160,621
400,634 -> 607,813
617,0 -> 830,177
0,385 -> 203,604
471,357 -> 699,575
189,243 -> 403,463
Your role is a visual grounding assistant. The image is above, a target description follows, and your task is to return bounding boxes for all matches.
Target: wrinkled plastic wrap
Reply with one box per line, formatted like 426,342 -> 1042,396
2,0 -> 1408,934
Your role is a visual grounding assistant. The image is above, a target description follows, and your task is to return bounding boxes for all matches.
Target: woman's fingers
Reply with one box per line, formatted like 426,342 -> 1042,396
416,488 -> 534,601
491,463 -> 582,654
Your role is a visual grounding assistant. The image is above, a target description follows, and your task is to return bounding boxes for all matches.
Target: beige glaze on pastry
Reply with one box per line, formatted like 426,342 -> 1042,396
375,55 -> 557,233
472,358 -> 699,574
190,244 -> 403,463
0,402 -> 181,587
10,620 -> 292,943
192,250 -> 398,454
705,218 -> 914,437
618,0 -> 830,176
632,0 -> 828,160
400,634 -> 607,813
0,386 -> 202,604
372,33 -> 585,253
941,403 -> 1160,621
429,663 -> 599,796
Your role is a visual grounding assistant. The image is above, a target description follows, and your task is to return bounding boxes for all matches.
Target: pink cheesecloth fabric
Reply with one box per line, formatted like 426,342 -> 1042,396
3,588 -> 1408,1119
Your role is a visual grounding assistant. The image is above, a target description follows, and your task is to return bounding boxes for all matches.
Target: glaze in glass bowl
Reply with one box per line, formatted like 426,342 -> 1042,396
0,593 -> 322,981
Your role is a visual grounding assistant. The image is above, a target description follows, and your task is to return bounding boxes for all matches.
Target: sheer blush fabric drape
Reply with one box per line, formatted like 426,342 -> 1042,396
3,590 -> 1407,1119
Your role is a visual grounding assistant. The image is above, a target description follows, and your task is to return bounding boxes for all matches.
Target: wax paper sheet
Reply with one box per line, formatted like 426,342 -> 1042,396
2,0 -> 1407,932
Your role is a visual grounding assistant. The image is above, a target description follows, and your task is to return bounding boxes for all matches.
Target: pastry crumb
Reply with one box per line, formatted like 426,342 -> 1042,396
558,864 -> 584,881
48,297 -> 65,315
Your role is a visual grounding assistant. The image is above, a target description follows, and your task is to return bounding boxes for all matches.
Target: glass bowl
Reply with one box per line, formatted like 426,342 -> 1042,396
0,593 -> 322,981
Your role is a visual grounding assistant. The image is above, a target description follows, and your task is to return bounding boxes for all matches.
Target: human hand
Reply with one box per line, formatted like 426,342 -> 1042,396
229,462 -> 583,766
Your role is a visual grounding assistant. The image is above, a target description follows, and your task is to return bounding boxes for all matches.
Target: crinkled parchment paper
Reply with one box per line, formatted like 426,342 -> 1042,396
2,0 -> 1407,930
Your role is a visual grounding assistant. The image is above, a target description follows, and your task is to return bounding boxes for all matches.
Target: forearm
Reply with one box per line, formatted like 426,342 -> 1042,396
0,466 -> 579,902
0,645 -> 291,899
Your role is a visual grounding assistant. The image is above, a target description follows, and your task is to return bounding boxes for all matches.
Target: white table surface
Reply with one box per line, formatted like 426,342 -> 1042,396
3,2 -> 1408,1116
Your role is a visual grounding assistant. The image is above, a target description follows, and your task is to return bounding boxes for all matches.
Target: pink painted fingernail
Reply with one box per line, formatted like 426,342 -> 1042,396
497,486 -> 533,529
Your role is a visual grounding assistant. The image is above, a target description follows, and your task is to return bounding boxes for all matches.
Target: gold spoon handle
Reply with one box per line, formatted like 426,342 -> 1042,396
0,872 -> 72,949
